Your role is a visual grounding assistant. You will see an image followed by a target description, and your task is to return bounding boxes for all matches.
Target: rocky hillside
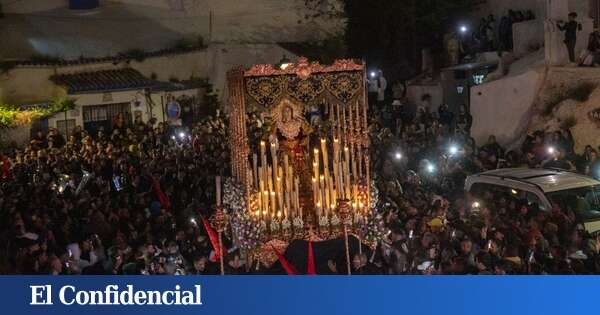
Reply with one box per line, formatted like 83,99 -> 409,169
528,67 -> 600,153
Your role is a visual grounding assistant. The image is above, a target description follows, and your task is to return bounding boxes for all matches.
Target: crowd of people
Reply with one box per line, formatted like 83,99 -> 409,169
461,9 -> 536,59
2,94 -> 600,275
364,99 -> 600,275
0,115 -> 232,275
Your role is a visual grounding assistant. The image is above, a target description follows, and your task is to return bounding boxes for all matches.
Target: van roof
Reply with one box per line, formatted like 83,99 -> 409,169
476,168 -> 600,193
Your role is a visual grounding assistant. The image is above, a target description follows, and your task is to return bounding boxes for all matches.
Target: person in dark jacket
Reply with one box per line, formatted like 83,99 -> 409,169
557,12 -> 582,63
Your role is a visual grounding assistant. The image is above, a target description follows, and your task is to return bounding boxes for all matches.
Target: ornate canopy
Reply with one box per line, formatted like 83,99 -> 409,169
226,57 -> 370,211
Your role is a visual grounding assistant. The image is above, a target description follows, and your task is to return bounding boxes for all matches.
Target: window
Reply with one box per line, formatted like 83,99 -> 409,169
547,185 -> 600,220
525,192 -> 546,210
56,119 -> 76,137
469,183 -> 529,206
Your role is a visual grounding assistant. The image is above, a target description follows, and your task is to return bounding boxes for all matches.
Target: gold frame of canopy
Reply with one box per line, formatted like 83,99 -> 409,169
226,57 -> 371,242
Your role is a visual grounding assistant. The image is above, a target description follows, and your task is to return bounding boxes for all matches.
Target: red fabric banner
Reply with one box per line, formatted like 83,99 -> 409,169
272,246 -> 298,275
150,175 -> 171,211
307,240 -> 316,275
202,217 -> 223,262
1,156 -> 10,180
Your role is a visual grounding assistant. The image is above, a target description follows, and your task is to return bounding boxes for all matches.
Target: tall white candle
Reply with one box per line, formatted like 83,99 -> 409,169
215,176 -> 221,206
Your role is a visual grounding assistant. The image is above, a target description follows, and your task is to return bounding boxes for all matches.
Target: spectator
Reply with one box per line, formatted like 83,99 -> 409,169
557,12 -> 583,64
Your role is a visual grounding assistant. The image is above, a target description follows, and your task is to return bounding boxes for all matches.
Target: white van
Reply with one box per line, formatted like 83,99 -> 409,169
465,168 -> 600,234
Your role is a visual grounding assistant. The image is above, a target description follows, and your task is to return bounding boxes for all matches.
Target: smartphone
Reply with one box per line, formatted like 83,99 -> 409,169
528,251 -> 535,263
112,176 -> 122,191
409,230 -> 414,239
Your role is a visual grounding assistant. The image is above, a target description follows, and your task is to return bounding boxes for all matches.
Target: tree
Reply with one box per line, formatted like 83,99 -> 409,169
0,98 -> 76,129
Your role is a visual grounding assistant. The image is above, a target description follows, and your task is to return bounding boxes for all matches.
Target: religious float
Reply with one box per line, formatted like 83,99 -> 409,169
211,58 -> 387,274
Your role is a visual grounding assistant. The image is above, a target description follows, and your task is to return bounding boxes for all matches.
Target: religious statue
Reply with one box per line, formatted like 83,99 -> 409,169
271,98 -> 314,218
272,98 -> 312,156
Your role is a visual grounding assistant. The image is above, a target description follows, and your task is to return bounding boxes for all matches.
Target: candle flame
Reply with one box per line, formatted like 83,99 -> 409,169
320,175 -> 324,180
344,147 -> 349,151
320,138 -> 326,143
277,211 -> 282,217
314,149 -> 319,154
260,141 -> 265,146
334,138 -> 339,143
263,191 -> 268,195
270,191 -> 275,196
312,177 -> 316,182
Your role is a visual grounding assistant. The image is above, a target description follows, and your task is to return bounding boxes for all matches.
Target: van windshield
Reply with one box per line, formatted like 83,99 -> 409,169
546,185 -> 600,221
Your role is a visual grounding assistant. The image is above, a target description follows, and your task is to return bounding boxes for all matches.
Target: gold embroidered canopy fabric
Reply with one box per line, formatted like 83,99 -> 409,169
245,72 -> 363,109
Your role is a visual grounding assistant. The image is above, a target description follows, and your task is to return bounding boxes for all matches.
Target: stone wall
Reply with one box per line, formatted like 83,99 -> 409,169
470,69 -> 543,147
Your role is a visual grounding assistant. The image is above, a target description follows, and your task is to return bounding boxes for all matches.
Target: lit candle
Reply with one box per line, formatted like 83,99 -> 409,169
312,177 -> 318,207
357,147 -> 363,179
324,175 -> 330,214
294,177 -> 300,209
263,190 -> 269,219
277,175 -> 283,211
344,147 -> 351,197
252,153 -> 258,190
258,167 -> 264,211
320,175 -> 326,212
313,162 -> 320,205
270,191 -> 276,218
260,141 -> 267,192
316,202 -> 321,218
342,106 -> 347,144
285,191 -> 291,218
284,154 -> 290,194
321,138 -> 329,172
351,146 -> 358,187
336,103 -> 341,141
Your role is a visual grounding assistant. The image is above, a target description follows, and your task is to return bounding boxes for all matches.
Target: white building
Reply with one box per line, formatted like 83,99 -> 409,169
468,0 -> 600,151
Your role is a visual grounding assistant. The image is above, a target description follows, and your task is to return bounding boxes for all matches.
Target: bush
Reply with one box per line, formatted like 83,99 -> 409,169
543,82 -> 597,116
560,116 -> 577,130
570,81 -> 596,102
172,36 -> 206,51
0,61 -> 15,74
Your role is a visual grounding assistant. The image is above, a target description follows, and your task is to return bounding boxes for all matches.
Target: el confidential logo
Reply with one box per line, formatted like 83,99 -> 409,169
30,284 -> 203,306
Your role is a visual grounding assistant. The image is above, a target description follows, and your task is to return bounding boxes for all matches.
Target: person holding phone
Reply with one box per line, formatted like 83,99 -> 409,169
557,12 -> 583,63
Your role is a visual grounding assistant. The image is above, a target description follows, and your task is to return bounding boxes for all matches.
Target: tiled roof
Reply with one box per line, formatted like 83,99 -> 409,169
12,47 -> 205,67
50,68 -> 156,94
